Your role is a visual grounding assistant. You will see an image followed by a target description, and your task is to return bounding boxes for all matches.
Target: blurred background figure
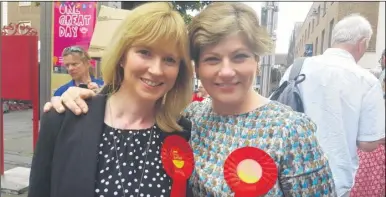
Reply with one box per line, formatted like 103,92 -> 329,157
351,49 -> 385,197
53,46 -> 104,96
192,84 -> 208,102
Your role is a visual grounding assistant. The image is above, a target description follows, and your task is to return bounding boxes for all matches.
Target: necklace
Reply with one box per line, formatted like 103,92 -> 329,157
108,100 -> 154,197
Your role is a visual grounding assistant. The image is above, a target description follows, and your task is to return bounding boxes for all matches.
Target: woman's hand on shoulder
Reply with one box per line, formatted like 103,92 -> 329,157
43,87 -> 96,115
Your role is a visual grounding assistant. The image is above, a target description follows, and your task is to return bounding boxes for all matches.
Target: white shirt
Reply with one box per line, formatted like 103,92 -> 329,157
280,48 -> 385,196
379,69 -> 385,92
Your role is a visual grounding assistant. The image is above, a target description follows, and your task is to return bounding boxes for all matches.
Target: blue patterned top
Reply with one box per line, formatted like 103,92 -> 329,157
184,99 -> 337,197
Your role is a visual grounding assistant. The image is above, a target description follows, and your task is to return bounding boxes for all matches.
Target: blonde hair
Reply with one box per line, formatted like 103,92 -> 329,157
188,2 -> 272,66
101,2 -> 193,132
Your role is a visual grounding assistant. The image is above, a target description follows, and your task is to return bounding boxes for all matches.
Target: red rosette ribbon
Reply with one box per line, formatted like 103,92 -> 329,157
161,135 -> 194,197
224,147 -> 278,197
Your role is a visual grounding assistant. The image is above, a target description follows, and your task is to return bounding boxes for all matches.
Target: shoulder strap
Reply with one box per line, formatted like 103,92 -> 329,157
289,57 -> 306,80
178,117 -> 192,141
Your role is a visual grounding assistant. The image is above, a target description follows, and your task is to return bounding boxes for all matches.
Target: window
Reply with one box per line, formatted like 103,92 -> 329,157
18,2 -> 31,6
328,18 -> 334,47
19,21 -> 32,27
315,37 -> 318,55
323,2 -> 327,16
308,22 -> 311,38
312,19 -> 315,32
321,29 -> 325,52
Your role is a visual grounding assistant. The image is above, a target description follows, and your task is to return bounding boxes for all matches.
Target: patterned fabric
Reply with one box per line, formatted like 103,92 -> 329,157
184,100 -> 337,197
350,145 -> 385,197
281,48 -> 385,196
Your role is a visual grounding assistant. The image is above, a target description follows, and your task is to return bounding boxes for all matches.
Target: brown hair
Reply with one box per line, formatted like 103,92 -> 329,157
188,2 -> 272,67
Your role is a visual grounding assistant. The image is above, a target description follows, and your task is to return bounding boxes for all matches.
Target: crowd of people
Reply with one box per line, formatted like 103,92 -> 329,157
27,2 -> 384,197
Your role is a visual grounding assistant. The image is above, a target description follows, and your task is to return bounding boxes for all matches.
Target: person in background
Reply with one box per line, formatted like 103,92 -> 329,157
54,46 -> 104,96
350,49 -> 385,197
280,14 -> 385,197
42,2 -> 337,196
192,85 -> 208,102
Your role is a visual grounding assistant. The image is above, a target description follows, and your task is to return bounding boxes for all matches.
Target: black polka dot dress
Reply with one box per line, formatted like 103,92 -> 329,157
94,124 -> 172,197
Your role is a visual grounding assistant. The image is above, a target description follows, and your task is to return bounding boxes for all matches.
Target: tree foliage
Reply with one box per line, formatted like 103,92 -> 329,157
123,1 -> 212,24
171,1 -> 211,24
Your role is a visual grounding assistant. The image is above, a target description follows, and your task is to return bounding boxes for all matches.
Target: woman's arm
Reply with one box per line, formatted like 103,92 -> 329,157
279,116 -> 337,197
28,109 -> 65,197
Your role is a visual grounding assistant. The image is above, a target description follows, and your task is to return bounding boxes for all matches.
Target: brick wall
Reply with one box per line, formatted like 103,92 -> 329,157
294,2 -> 379,58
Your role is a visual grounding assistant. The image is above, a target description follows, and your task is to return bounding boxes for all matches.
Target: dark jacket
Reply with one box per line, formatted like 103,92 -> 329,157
28,94 -> 193,197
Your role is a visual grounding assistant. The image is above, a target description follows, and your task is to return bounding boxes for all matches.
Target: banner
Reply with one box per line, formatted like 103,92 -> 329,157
53,1 -> 97,74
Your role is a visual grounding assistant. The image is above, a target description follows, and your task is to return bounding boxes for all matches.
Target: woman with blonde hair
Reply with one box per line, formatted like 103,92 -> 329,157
29,2 -> 193,197
43,2 -> 336,196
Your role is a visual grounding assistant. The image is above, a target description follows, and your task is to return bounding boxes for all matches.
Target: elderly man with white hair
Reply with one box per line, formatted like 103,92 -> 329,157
280,14 -> 385,197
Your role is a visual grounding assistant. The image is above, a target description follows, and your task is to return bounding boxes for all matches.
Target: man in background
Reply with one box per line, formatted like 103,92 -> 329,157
280,14 -> 385,197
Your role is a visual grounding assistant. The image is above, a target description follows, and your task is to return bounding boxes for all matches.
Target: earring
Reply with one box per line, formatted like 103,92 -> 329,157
162,94 -> 167,105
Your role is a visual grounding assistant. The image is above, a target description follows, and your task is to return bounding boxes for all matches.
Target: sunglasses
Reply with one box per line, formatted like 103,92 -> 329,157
62,46 -> 85,54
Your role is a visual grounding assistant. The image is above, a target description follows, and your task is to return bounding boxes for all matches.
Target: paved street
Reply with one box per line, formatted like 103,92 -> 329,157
1,110 -> 33,197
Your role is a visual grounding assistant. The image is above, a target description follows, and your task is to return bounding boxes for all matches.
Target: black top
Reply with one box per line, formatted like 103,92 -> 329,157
28,95 -> 193,197
95,124 -> 172,197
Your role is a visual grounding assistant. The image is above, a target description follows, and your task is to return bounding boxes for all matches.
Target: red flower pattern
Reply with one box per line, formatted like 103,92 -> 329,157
350,145 -> 385,197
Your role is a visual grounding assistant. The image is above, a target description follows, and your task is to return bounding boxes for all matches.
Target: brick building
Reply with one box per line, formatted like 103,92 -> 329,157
292,2 -> 379,68
286,22 -> 303,66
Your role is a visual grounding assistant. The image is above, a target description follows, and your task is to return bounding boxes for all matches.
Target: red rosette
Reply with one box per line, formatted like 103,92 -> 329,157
224,147 -> 278,197
161,135 -> 194,197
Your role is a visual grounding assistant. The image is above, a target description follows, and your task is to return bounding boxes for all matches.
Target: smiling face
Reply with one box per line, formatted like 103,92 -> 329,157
197,33 -> 258,105
121,43 -> 180,103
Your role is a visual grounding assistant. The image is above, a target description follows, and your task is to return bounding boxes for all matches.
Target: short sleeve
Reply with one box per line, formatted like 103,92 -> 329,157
53,83 -> 70,97
279,115 -> 337,196
95,79 -> 104,86
357,82 -> 385,141
53,86 -> 66,96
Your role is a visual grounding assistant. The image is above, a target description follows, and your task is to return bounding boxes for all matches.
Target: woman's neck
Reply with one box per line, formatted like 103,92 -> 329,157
105,86 -> 156,130
212,89 -> 269,115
